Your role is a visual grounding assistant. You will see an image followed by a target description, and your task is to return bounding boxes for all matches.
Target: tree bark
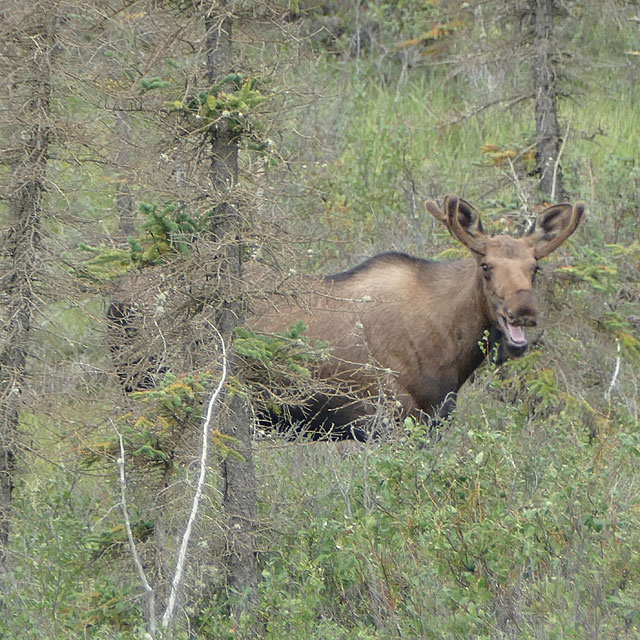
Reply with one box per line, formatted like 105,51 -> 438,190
203,0 -> 260,619
531,0 -> 565,201
0,3 -> 54,577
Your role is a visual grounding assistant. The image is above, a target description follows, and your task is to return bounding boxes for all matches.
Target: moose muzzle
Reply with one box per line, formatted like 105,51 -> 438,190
499,291 -> 540,355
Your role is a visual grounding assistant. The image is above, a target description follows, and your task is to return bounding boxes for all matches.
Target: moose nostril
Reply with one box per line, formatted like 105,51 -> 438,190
505,310 -> 538,327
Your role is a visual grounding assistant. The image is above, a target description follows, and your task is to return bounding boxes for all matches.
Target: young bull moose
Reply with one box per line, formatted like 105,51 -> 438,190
253,195 -> 585,441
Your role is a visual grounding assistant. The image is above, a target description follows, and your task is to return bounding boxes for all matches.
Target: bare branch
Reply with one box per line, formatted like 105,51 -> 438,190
116,428 -> 158,635
605,339 -> 621,402
551,118 -> 570,202
161,325 -> 228,629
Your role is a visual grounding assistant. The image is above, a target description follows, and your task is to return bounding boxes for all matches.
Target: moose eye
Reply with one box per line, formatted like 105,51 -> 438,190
480,263 -> 490,273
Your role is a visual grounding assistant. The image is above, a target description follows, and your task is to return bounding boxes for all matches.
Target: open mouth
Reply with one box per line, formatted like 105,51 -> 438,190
497,315 -> 529,353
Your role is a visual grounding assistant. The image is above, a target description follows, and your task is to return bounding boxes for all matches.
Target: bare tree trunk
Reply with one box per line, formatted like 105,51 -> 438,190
203,1 -> 260,619
531,0 -> 565,201
0,3 -> 54,578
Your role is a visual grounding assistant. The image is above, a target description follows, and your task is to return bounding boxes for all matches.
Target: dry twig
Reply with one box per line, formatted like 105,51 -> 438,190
161,325 -> 228,629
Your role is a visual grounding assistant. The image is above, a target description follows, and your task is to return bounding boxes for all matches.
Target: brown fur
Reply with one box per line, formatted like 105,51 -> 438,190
252,196 -> 585,440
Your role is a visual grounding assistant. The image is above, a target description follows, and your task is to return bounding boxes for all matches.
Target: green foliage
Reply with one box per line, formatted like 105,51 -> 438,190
303,0 -> 451,59
84,370 -> 247,472
559,245 -> 619,294
254,349 -> 640,637
76,243 -> 135,279
139,76 -> 172,91
600,311 -> 640,364
134,202 -> 190,259
170,74 -> 268,135
81,580 -> 146,633
2,479 -> 147,639
131,200 -> 213,263
601,156 -> 640,216
303,69 -> 533,261
367,0 -> 455,46
235,321 -> 328,379
236,321 -> 331,423
82,371 -> 218,470
77,201 -> 212,280
86,520 -> 154,556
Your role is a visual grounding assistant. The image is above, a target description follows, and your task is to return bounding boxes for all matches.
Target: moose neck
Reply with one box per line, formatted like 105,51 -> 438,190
436,258 -> 492,385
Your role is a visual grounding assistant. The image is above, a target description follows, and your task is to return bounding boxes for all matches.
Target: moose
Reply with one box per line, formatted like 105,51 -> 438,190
253,195 -> 585,440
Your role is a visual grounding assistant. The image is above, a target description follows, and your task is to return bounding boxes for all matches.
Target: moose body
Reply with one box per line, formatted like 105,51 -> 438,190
254,196 -> 585,440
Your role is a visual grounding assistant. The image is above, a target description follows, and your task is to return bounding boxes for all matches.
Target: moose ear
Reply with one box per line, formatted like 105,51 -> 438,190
443,195 -> 487,256
527,202 -> 585,259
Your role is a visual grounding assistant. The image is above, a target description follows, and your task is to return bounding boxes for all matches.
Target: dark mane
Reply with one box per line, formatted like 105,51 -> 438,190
325,251 -> 436,282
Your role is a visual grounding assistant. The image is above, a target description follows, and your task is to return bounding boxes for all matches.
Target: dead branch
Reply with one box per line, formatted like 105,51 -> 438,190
116,429 -> 158,635
161,324 -> 228,629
